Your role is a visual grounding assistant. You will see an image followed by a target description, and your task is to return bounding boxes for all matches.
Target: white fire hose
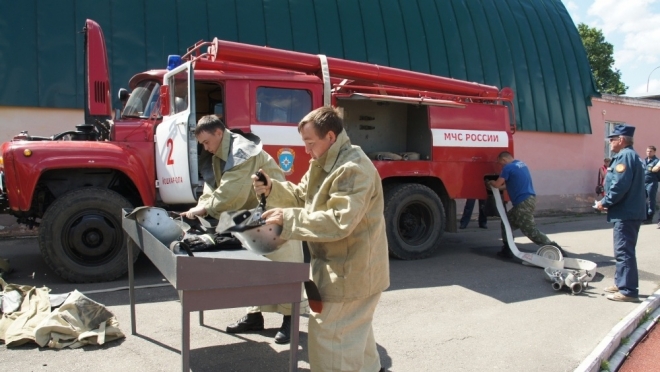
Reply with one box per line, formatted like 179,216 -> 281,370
490,186 -> 598,295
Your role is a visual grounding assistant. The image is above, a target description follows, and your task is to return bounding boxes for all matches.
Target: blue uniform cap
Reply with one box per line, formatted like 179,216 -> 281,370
607,124 -> 636,138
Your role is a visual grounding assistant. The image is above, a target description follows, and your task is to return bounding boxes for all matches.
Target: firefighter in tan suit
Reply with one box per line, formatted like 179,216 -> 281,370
254,107 -> 390,371
182,115 -> 307,344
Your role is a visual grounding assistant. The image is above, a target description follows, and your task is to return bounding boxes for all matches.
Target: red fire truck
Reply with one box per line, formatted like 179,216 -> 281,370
0,20 -> 514,283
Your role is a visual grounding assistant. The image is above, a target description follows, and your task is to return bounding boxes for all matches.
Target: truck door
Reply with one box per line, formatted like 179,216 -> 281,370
155,61 -> 199,204
248,82 -> 322,183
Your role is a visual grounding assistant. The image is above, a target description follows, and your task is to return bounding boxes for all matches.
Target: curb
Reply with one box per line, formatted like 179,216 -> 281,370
575,288 -> 660,372
607,306 -> 660,371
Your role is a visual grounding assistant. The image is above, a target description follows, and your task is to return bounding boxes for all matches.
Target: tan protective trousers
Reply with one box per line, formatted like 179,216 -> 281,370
308,292 -> 382,372
246,240 -> 309,316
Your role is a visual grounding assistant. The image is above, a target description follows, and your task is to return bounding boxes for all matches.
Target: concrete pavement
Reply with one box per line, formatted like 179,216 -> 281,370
0,213 -> 659,371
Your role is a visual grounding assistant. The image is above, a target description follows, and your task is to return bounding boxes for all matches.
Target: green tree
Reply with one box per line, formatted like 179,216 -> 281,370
577,23 -> 627,95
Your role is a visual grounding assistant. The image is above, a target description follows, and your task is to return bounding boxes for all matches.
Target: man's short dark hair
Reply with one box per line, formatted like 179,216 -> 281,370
195,115 -> 226,136
648,145 -> 657,151
497,151 -> 513,160
298,106 -> 344,138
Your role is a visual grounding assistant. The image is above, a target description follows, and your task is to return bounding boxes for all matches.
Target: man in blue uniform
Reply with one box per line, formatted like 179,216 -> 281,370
488,151 -> 562,258
596,124 -> 646,302
643,145 -> 660,224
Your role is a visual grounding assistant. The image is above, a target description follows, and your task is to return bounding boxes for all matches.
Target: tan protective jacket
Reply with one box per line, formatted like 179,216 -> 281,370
268,130 -> 390,302
195,129 -> 307,314
197,129 -> 284,218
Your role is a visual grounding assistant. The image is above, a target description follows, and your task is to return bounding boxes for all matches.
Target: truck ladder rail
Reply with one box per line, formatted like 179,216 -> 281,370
180,38 -> 506,99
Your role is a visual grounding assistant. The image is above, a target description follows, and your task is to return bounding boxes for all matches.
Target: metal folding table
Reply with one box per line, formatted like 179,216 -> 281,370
122,210 -> 309,372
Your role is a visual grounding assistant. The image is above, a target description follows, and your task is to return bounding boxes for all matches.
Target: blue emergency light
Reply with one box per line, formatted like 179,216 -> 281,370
167,55 -> 182,70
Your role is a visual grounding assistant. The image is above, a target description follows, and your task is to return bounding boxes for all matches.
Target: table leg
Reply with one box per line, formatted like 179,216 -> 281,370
181,290 -> 190,372
289,302 -> 300,372
199,311 -> 204,326
128,237 -> 136,335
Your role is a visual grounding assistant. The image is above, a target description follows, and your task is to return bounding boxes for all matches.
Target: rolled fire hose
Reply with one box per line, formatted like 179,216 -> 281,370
489,186 -> 598,291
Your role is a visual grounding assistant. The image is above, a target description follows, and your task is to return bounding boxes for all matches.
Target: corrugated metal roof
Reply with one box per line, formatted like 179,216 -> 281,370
0,0 -> 600,133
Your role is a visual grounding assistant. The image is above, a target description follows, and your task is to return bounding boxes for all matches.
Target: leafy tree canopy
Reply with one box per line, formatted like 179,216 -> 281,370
577,23 -> 627,95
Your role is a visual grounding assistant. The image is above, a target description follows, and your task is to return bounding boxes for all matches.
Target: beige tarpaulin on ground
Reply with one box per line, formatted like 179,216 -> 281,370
0,277 -> 51,346
0,278 -> 124,348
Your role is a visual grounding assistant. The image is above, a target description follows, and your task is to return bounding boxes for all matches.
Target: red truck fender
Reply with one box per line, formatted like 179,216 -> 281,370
2,140 -> 155,212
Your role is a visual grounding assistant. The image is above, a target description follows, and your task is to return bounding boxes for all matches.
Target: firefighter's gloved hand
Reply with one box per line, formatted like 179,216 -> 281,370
182,233 -> 216,251
214,233 -> 240,246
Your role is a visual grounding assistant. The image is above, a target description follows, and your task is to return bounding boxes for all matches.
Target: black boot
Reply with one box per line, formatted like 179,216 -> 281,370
274,315 -> 291,344
226,312 -> 264,333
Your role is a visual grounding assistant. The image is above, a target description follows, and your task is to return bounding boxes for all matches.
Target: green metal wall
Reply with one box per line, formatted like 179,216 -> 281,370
0,0 -> 600,133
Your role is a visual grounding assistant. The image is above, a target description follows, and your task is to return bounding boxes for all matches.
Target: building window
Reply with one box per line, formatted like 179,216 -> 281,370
256,87 -> 312,123
604,121 -> 624,158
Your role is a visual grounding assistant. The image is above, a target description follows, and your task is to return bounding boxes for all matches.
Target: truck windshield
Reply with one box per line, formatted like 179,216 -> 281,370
122,80 -> 161,119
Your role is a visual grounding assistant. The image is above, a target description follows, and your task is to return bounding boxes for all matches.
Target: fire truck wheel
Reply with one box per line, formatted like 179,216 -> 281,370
38,187 -> 137,283
384,183 -> 445,260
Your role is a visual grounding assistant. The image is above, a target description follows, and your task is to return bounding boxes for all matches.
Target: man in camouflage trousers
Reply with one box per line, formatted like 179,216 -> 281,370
488,151 -> 562,258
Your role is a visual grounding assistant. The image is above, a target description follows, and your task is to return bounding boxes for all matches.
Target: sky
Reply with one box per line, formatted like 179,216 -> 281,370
562,0 -> 660,97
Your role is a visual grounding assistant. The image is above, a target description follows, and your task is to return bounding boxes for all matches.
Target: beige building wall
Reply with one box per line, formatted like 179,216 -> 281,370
0,106 -> 83,143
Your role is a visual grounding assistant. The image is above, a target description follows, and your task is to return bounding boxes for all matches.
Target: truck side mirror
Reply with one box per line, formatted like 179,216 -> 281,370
118,88 -> 130,103
160,85 -> 170,116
